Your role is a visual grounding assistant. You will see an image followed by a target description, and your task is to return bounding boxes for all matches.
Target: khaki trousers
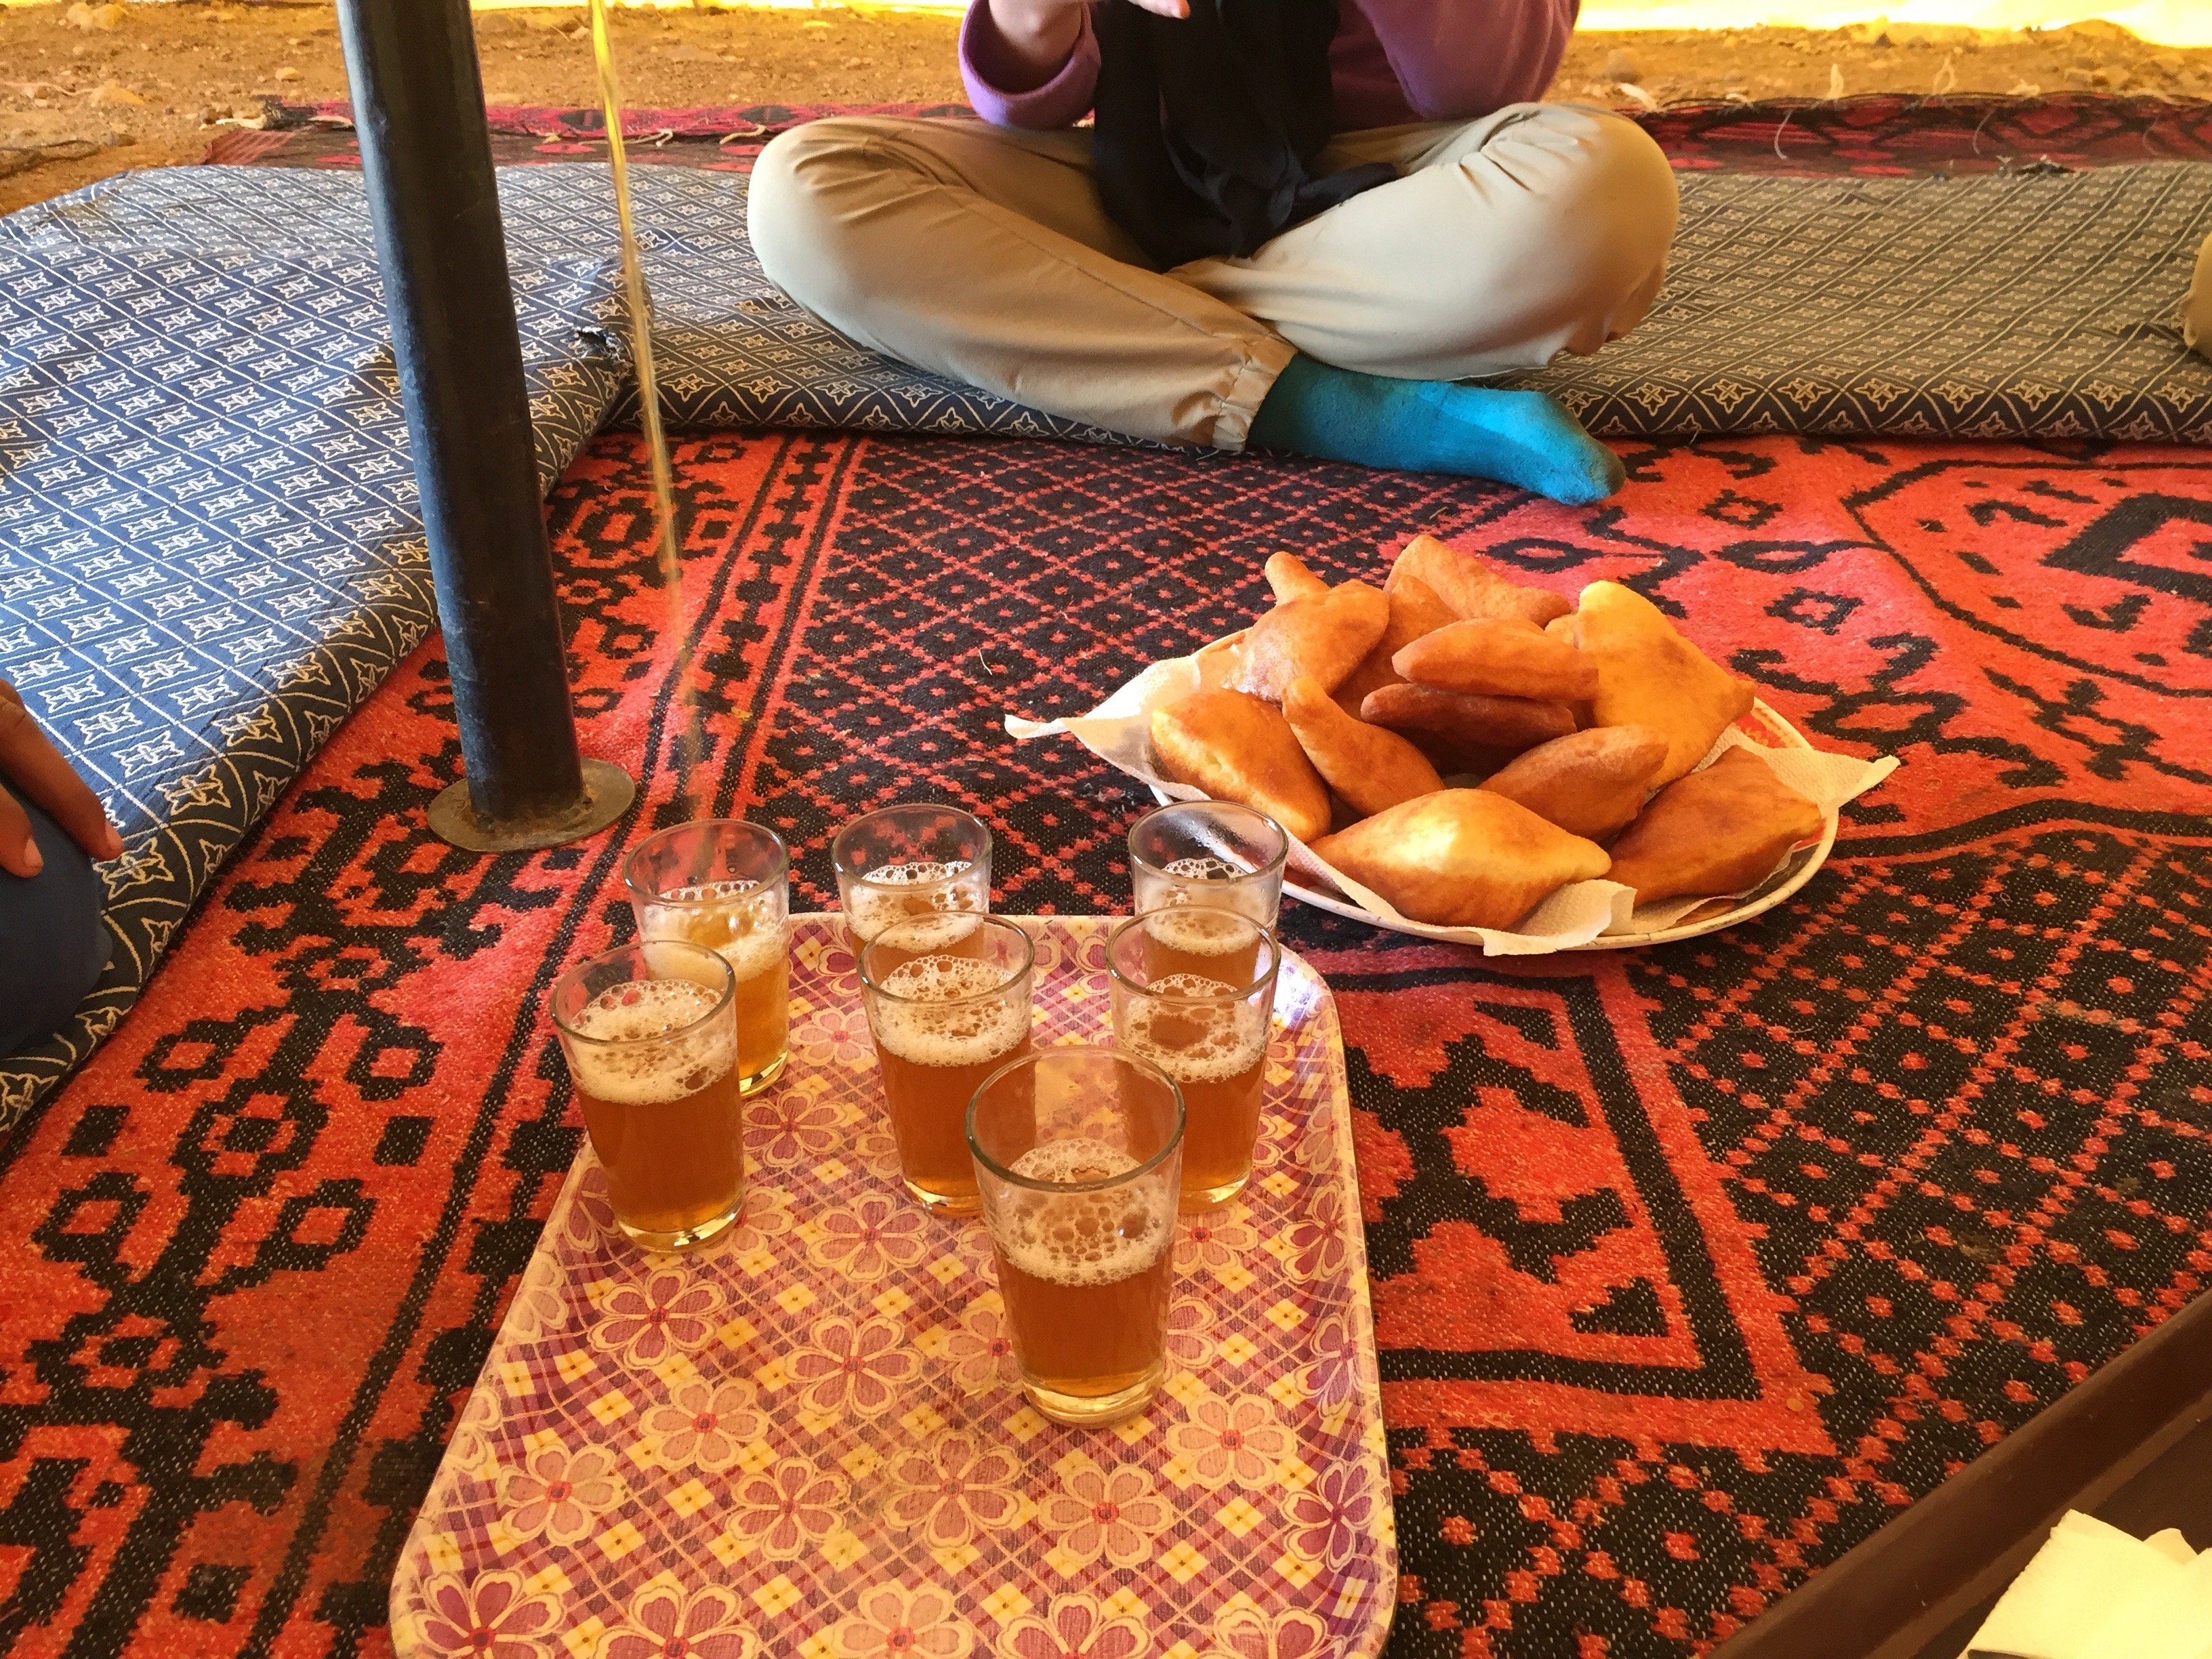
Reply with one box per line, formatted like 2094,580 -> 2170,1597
747,103 -> 1679,450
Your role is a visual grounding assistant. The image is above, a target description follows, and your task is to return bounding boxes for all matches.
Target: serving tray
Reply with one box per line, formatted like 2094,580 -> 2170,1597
391,915 -> 1395,1659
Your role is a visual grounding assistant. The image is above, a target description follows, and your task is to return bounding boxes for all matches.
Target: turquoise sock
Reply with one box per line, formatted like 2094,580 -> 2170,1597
1246,353 -> 1626,506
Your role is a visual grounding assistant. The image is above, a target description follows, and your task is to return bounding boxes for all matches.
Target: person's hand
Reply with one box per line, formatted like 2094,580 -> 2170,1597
987,0 -> 1188,87
0,679 -> 123,878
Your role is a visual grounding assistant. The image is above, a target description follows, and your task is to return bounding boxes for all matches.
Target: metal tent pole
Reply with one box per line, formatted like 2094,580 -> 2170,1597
335,0 -> 632,853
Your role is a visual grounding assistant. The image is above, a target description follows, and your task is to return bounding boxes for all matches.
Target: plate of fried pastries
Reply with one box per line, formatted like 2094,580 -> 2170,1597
1009,533 -> 1898,955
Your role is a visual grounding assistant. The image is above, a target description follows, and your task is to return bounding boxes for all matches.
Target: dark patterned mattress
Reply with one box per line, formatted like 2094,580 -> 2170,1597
1513,163 -> 2212,445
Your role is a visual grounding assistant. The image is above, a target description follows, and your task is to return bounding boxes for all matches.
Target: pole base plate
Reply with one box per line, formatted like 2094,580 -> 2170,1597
426,760 -> 637,853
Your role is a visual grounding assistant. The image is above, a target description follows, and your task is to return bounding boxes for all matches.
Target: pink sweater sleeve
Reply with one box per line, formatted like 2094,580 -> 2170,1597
960,0 -> 1100,130
1347,0 -> 1580,120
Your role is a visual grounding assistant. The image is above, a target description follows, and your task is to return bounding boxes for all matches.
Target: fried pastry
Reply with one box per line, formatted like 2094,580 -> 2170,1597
1265,552 -> 1331,605
1228,580 -> 1389,702
1605,746 -> 1825,905
1311,790 -> 1611,929
1540,611 -> 1597,728
1282,676 -> 1443,818
1334,573 -> 1458,714
1478,725 -> 1668,842
1359,682 -> 1576,767
1391,533 -> 1572,627
1559,581 -> 1756,785
1149,688 -> 1332,843
1394,617 -> 1599,703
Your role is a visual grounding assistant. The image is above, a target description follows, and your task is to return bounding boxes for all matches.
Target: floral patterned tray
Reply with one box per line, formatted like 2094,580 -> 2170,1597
390,915 -> 1395,1659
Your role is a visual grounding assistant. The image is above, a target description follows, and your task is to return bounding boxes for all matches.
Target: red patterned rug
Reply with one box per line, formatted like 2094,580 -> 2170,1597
2,427 -> 2207,1658
220,91 -> 2212,177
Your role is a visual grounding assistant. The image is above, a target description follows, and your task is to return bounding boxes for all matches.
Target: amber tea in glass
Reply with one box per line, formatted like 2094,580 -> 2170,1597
968,1046 -> 1183,1425
1126,801 -> 1287,984
623,819 -> 791,1095
552,939 -> 743,1251
833,803 -> 992,949
1109,907 -> 1278,1210
860,914 -> 1034,1214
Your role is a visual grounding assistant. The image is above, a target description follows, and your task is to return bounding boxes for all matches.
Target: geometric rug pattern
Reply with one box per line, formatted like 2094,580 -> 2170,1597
2,428 -> 2205,1656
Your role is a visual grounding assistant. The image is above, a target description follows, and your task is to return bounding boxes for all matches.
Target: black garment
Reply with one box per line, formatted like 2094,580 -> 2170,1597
0,796 -> 110,1058
1092,0 -> 1397,270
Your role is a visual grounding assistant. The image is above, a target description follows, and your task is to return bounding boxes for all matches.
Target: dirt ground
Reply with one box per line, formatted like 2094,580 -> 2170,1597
5,1 -> 2212,216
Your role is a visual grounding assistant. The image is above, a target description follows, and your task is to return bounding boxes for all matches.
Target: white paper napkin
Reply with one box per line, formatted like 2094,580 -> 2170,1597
1006,646 -> 1898,957
1961,1511 -> 2212,1659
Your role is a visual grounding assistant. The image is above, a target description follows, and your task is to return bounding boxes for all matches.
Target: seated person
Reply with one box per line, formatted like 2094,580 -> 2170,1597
749,0 -> 1678,504
1,678 -> 119,1059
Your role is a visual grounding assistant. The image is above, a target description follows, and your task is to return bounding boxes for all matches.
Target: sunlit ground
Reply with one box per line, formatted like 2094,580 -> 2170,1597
0,0 -> 2205,37
5,0 -> 2210,217
457,0 -> 2209,49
